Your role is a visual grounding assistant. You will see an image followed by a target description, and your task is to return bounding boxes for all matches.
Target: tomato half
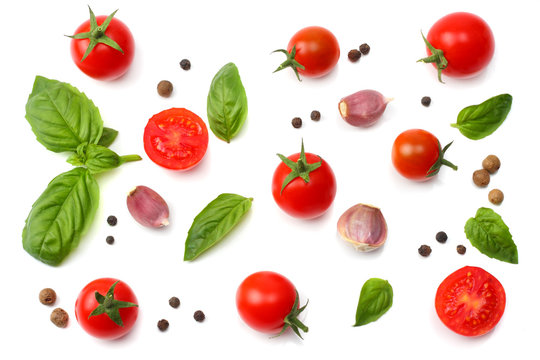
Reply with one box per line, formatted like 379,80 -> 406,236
391,129 -> 457,181
75,278 -> 139,340
435,266 -> 506,337
144,108 -> 209,170
272,142 -> 336,219
236,271 -> 308,338
420,12 -> 494,81
70,8 -> 135,81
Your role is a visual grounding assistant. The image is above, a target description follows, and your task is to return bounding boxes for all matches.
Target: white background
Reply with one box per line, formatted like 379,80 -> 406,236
1,0 -> 537,358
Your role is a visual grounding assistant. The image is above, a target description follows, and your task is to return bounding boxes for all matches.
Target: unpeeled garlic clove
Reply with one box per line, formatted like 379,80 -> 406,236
338,89 -> 391,127
337,204 -> 387,252
126,185 -> 170,228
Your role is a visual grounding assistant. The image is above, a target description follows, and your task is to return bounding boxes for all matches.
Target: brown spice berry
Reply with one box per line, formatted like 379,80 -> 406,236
169,296 -> 180,309
418,244 -> 432,257
310,110 -> 321,121
157,319 -> 169,331
482,155 -> 501,174
291,117 -> 302,129
180,59 -> 191,70
435,231 -> 448,244
50,308 -> 69,328
359,43 -> 370,55
421,96 -> 431,107
157,80 -> 173,98
107,215 -> 118,226
39,288 -> 57,305
472,169 -> 490,187
457,245 -> 466,255
348,49 -> 361,62
488,189 -> 504,205
106,235 -> 115,245
193,310 -> 205,322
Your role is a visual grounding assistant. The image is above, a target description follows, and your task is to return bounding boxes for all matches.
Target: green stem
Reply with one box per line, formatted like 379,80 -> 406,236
441,159 -> 458,171
120,154 -> 142,163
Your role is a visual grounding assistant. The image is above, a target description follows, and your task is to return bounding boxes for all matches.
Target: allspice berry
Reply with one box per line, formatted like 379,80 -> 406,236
157,80 -> 173,98
50,308 -> 69,328
488,189 -> 504,205
473,169 -> 490,187
482,155 -> 501,174
39,288 -> 57,305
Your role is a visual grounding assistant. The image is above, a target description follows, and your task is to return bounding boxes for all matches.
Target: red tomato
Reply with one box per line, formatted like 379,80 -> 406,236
391,129 -> 457,181
143,108 -> 209,170
272,142 -> 336,219
70,8 -> 135,81
75,278 -> 139,340
420,12 -> 494,81
236,271 -> 308,338
435,266 -> 506,337
274,26 -> 340,80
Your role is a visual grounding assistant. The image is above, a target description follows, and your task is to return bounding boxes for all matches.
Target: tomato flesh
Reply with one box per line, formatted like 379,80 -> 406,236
435,266 -> 506,337
144,108 -> 209,170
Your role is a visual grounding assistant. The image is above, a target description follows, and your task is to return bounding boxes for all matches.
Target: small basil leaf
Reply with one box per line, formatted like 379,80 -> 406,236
22,168 -> 99,266
207,63 -> 248,143
354,278 -> 393,327
25,76 -> 104,152
451,94 -> 512,140
464,207 -> 518,264
184,193 -> 253,261
82,144 -> 141,174
98,127 -> 119,147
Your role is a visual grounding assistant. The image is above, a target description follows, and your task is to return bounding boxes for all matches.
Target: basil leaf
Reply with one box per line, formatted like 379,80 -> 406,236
98,127 -> 119,147
207,63 -> 248,143
22,168 -> 99,266
25,76 -> 103,153
451,94 -> 512,140
354,278 -> 393,327
184,193 -> 253,261
464,207 -> 518,264
67,143 -> 141,174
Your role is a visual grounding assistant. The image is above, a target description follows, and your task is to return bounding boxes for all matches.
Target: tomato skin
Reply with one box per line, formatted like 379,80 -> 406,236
143,108 -> 209,170
70,15 -> 135,81
75,278 -> 138,340
391,129 -> 440,181
435,266 -> 506,337
236,271 -> 298,334
272,152 -> 336,219
426,12 -> 494,78
287,26 -> 340,78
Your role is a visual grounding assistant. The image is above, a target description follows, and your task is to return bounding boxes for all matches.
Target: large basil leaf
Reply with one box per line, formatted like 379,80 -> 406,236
354,278 -> 393,327
97,127 -> 119,147
464,207 -> 518,264
184,193 -> 252,261
207,63 -> 248,143
67,143 -> 141,174
451,94 -> 512,140
25,76 -> 103,152
22,167 -> 99,266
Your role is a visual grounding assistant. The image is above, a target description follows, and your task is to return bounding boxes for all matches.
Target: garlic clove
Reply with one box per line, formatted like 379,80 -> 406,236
338,89 -> 390,127
126,185 -> 170,228
337,204 -> 387,252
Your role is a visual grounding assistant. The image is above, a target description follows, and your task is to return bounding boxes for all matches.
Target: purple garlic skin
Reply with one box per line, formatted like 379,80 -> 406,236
127,185 -> 170,228
338,89 -> 390,127
337,204 -> 387,252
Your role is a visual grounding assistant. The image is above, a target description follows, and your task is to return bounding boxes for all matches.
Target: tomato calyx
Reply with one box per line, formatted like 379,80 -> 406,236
88,281 -> 138,327
272,45 -> 306,81
417,32 -> 448,83
273,290 -> 309,339
67,6 -> 124,62
276,140 -> 321,194
427,140 -> 458,178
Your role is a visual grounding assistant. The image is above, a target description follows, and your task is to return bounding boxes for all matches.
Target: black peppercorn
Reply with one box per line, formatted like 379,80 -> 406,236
39,288 -> 57,305
107,215 -> 117,226
435,231 -> 448,243
180,59 -> 191,71
291,117 -> 302,129
157,319 -> 169,331
418,244 -> 432,257
457,245 -> 467,255
348,49 -> 361,62
193,310 -> 205,322
310,110 -> 321,121
421,96 -> 432,107
169,296 -> 180,309
106,236 -> 115,245
157,80 -> 173,98
359,43 -> 370,55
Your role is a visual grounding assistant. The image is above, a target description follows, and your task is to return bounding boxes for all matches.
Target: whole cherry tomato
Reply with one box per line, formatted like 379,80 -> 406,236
273,26 -> 340,80
418,12 -> 494,82
69,7 -> 135,80
391,129 -> 457,181
75,278 -> 139,340
272,140 -> 336,219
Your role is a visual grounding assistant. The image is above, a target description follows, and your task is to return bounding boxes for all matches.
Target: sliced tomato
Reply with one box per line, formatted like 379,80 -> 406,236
435,266 -> 506,337
143,108 -> 209,170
